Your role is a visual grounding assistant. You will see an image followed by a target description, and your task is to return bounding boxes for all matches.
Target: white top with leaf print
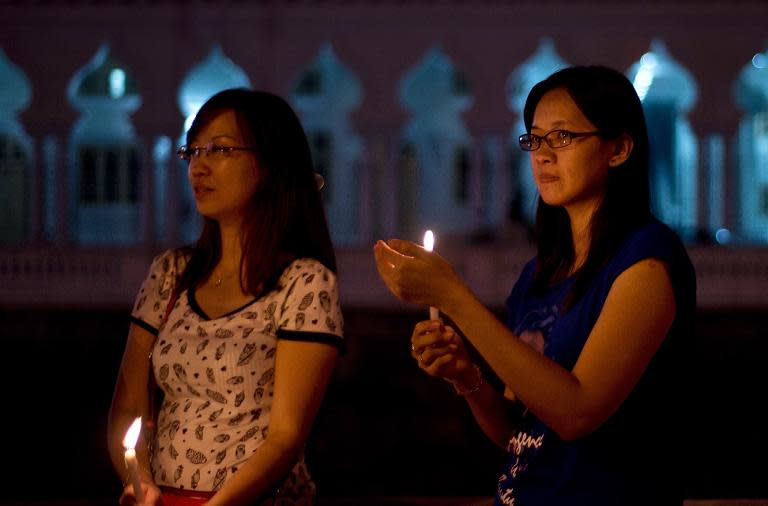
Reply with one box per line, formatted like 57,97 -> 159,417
131,249 -> 344,494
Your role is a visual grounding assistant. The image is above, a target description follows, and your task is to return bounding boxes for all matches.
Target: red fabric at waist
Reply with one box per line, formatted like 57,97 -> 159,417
160,486 -> 215,506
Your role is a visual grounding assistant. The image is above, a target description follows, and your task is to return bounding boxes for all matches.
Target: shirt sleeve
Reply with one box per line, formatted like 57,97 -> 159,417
608,222 -> 690,281
603,221 -> 697,315
276,258 -> 345,352
130,249 -> 184,335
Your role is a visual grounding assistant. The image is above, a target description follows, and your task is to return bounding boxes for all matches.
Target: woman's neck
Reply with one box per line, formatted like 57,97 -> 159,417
217,221 -> 243,271
567,205 -> 594,273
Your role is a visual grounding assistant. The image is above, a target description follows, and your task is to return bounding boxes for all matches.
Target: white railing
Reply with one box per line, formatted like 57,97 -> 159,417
2,131 -> 766,309
1,243 -> 765,309
0,245 -> 154,308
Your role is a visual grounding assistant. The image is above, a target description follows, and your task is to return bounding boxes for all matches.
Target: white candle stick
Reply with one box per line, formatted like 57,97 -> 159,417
123,417 -> 145,503
422,230 -> 440,321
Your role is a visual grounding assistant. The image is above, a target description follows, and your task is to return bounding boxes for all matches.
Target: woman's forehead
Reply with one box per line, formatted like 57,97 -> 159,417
532,89 -> 593,131
192,109 -> 244,141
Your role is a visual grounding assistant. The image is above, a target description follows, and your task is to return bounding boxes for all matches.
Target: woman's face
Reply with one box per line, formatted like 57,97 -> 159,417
186,109 -> 262,226
529,88 -> 616,217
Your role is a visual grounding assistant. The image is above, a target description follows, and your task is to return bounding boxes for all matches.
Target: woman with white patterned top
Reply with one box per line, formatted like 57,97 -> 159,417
108,89 -> 344,506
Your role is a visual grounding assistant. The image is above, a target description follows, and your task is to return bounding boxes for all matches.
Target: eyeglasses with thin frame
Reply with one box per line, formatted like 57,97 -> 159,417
179,141 -> 326,191
177,142 -> 258,162
518,129 -> 602,152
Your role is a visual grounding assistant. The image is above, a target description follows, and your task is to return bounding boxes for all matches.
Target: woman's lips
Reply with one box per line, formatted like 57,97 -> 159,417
537,173 -> 560,184
193,185 -> 214,198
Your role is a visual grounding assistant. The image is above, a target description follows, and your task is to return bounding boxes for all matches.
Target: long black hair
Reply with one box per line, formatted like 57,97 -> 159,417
523,65 -> 652,310
178,88 -> 336,296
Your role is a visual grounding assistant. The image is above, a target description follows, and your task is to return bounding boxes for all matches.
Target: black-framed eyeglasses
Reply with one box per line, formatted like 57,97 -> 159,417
177,142 -> 258,161
518,129 -> 602,152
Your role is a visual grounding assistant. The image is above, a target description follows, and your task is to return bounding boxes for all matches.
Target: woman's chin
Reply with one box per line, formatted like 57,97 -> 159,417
195,204 -> 220,221
538,193 -> 564,207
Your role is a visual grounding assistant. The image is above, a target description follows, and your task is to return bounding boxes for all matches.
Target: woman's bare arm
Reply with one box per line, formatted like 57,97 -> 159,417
375,239 -> 676,441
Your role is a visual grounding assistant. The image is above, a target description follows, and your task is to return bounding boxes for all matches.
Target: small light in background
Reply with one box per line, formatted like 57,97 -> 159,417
109,68 -> 126,98
715,228 -> 731,245
633,53 -> 658,102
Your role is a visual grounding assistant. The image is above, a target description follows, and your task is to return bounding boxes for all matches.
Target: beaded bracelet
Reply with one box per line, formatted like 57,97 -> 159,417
449,364 -> 484,396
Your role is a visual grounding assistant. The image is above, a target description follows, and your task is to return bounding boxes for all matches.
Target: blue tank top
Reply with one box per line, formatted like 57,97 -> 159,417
495,221 -> 696,506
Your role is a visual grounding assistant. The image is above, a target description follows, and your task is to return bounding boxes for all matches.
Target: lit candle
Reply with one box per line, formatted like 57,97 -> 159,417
122,417 -> 145,503
422,230 -> 440,321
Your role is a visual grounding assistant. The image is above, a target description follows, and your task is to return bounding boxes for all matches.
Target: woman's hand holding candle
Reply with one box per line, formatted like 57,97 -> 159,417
422,230 -> 440,321
373,236 -> 471,320
122,417 -> 145,504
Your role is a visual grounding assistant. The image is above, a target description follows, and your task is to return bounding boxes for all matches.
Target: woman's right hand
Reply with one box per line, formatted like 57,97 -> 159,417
119,477 -> 163,506
410,320 -> 474,385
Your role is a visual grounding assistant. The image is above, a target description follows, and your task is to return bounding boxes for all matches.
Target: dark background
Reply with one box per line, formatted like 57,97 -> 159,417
1,306 -> 766,504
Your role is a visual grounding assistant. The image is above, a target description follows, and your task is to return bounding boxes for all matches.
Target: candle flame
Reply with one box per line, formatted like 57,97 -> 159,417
123,417 -> 142,449
423,230 -> 435,252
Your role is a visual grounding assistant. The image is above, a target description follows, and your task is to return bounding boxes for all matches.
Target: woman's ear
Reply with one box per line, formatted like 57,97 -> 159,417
608,134 -> 634,167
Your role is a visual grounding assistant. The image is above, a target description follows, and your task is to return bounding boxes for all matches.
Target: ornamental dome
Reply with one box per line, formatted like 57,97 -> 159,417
626,39 -> 697,112
177,44 -> 251,130
0,47 -> 32,119
506,38 -> 568,113
291,43 -> 362,115
734,47 -> 768,113
67,43 -> 140,108
399,45 -> 472,114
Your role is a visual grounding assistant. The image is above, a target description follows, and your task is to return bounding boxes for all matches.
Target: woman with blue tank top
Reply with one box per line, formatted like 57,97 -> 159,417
374,65 -> 696,506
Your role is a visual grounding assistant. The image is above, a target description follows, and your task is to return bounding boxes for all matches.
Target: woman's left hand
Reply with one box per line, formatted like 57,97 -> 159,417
411,320 -> 473,383
373,238 -> 465,310
118,477 -> 163,506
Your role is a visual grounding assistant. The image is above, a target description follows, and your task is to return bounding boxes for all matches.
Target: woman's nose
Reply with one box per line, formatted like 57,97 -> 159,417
533,143 -> 556,164
188,156 -> 210,176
